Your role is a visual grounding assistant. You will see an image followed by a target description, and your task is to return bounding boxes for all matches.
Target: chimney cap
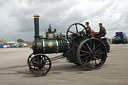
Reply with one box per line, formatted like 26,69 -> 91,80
33,14 -> 40,18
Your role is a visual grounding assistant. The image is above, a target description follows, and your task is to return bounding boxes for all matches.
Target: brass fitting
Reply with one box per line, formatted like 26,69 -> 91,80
33,14 -> 40,18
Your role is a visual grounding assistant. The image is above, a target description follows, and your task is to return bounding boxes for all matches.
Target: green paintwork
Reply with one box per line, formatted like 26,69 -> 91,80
43,39 -> 69,53
72,33 -> 87,45
101,38 -> 110,52
42,35 -> 110,54
44,40 -> 57,53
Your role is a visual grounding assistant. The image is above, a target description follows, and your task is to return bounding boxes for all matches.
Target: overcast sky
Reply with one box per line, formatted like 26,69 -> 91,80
0,0 -> 128,41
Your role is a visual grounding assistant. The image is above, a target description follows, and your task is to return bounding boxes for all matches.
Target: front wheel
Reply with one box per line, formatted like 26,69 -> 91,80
28,54 -> 51,77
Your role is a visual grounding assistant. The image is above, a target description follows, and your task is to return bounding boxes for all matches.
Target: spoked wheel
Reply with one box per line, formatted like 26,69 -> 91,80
28,54 -> 51,77
27,53 -> 34,65
66,23 -> 88,47
77,38 -> 107,70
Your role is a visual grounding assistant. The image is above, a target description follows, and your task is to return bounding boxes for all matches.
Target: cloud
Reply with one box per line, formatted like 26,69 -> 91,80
0,0 -> 128,41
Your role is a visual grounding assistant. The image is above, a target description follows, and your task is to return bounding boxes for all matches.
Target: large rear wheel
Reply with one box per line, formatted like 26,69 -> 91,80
77,38 -> 107,70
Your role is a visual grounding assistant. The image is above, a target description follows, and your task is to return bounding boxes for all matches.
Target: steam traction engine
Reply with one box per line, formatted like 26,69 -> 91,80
27,15 -> 110,77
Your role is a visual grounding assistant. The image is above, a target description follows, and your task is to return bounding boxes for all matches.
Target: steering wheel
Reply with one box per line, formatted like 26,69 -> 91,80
66,23 -> 88,47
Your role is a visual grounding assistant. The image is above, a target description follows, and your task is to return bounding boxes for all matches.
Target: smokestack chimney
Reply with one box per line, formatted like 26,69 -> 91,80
33,14 -> 40,41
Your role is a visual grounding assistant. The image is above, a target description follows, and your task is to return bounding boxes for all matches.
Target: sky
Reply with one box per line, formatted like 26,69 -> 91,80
0,0 -> 128,41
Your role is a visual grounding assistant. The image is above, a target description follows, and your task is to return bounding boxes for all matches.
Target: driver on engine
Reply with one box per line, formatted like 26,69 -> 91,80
85,22 -> 91,38
70,22 -> 92,38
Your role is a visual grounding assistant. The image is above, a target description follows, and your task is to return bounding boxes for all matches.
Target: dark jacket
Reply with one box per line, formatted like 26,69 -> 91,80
99,26 -> 106,34
87,26 -> 91,37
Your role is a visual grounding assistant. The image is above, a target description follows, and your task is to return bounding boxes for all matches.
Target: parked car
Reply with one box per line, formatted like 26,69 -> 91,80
3,45 -> 10,48
16,44 -> 23,47
22,43 -> 28,47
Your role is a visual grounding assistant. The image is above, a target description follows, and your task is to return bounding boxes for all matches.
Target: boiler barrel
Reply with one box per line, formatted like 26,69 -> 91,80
42,39 -> 70,53
33,39 -> 70,54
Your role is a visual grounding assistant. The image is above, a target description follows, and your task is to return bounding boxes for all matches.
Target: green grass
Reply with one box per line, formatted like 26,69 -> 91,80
27,45 -> 32,48
108,41 -> 112,44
